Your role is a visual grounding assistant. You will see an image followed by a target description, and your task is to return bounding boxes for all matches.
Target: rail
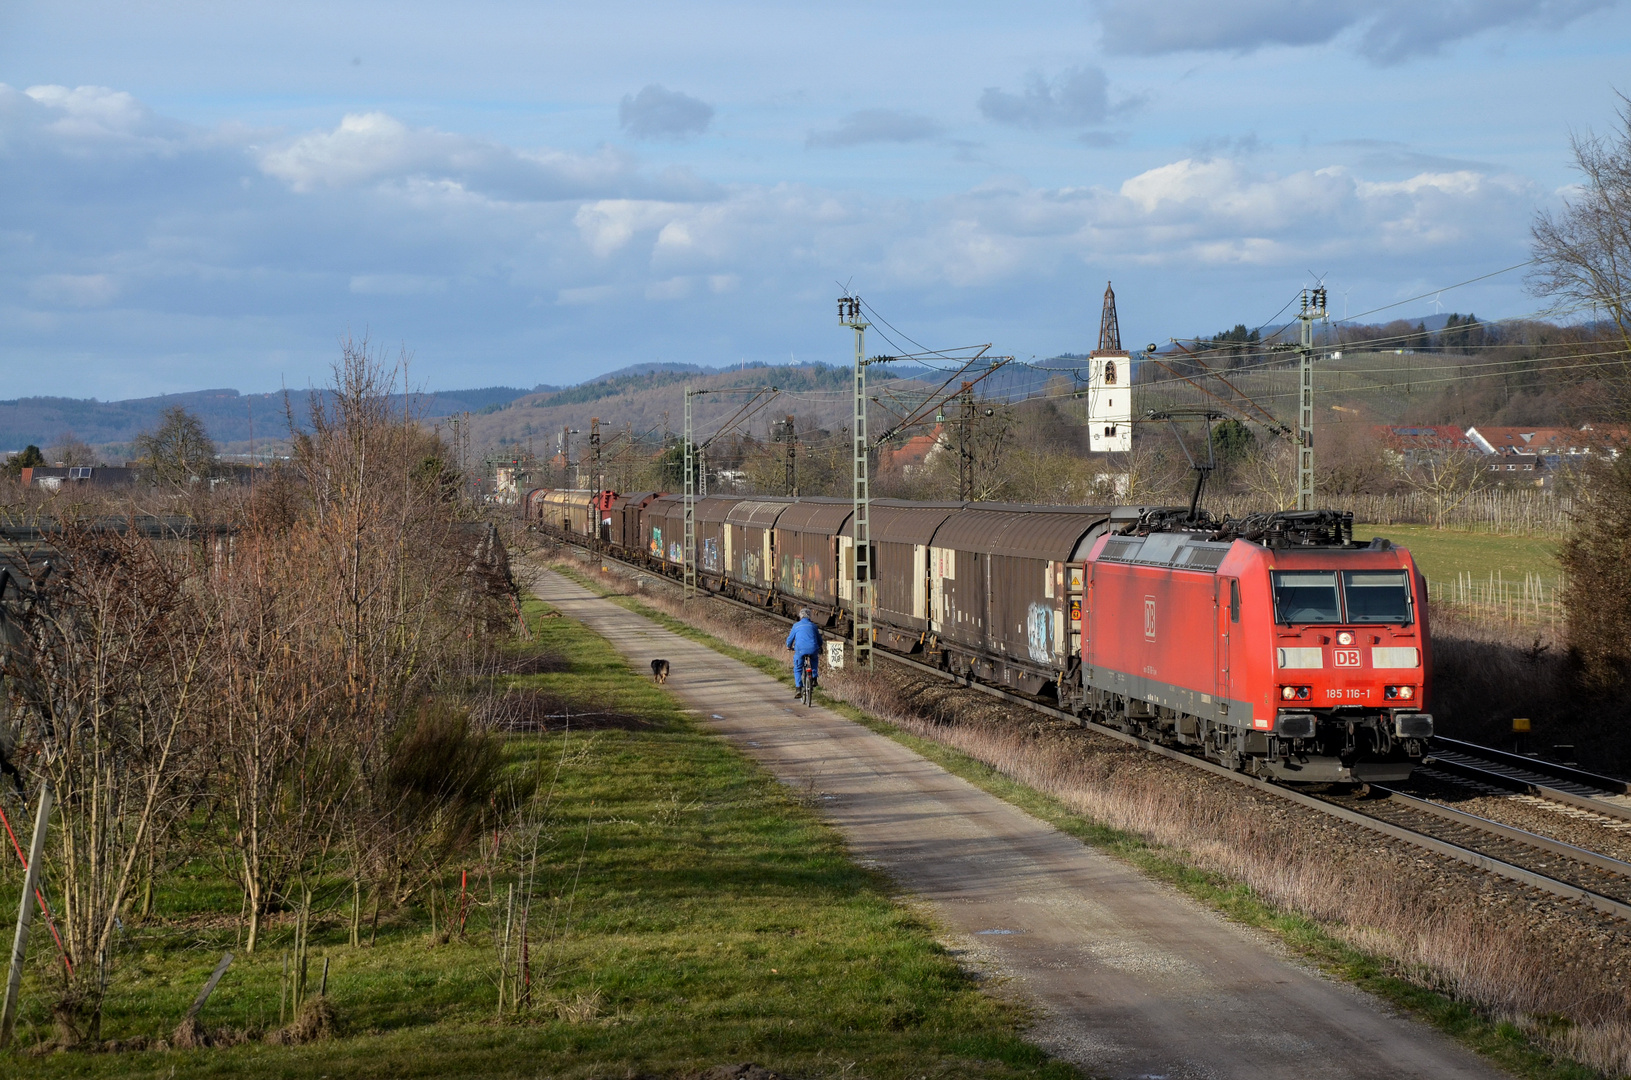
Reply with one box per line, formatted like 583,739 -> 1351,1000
1433,736 -> 1631,794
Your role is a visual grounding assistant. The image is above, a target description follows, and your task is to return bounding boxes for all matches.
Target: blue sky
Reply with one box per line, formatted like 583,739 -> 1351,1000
1,0 -> 1627,398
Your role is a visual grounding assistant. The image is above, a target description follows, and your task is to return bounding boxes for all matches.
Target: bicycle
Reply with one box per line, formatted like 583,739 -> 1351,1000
800,654 -> 817,707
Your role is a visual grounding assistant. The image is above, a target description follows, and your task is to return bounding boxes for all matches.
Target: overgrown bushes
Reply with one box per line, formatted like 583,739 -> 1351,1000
0,343 -> 517,1036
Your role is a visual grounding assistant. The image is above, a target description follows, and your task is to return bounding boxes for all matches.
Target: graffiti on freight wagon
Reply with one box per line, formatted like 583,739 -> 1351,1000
1026,602 -> 1052,663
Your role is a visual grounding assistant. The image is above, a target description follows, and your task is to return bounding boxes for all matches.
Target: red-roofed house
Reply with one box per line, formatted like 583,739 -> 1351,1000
1466,424 -> 1630,479
1372,425 -> 1472,464
879,426 -> 947,476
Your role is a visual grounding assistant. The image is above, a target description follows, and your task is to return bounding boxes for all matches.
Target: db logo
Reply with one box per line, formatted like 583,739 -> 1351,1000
1144,596 -> 1156,640
1334,649 -> 1361,667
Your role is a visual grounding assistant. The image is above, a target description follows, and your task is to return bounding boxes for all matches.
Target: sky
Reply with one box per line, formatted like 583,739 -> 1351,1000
1,0 -> 1628,399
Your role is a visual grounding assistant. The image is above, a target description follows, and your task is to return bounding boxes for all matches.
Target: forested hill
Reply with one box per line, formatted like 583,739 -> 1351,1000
0,385 -> 541,454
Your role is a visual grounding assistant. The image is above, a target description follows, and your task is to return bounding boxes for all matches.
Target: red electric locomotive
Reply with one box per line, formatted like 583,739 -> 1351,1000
1079,509 -> 1431,783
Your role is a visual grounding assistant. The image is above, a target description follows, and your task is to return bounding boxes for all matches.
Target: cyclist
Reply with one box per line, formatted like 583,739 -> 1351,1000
785,607 -> 823,697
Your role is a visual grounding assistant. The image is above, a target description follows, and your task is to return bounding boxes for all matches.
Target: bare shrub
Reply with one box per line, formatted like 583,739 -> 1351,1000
369,701 -> 504,904
264,997 -> 337,1045
0,521 -> 211,1035
1560,453 -> 1631,688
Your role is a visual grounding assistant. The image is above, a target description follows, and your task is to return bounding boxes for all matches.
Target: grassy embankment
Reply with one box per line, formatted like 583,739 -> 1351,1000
545,559 -> 1608,1080
7,597 -> 1070,1080
1357,523 -> 1558,583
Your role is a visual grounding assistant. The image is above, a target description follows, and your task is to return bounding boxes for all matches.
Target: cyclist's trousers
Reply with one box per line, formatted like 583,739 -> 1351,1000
793,649 -> 820,688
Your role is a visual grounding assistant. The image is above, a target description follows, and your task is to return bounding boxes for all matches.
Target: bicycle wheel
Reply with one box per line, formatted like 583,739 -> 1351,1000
802,658 -> 814,706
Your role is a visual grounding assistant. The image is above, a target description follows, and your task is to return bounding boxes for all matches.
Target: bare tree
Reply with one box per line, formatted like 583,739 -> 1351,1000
1236,438 -> 1301,511
134,406 -> 217,488
1398,439 -> 1492,528
45,432 -> 97,468
208,338 -> 503,949
1531,93 -> 1631,363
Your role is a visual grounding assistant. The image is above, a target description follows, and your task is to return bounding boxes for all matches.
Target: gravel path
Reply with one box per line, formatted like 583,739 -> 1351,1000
534,568 -> 1510,1080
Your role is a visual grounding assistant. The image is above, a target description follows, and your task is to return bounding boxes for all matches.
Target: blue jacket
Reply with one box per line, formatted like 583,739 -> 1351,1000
786,617 -> 823,655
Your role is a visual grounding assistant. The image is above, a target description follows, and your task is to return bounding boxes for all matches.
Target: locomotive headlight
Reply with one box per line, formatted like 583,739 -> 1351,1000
1281,685 -> 1311,700
1337,631 -> 1355,646
1384,685 -> 1416,700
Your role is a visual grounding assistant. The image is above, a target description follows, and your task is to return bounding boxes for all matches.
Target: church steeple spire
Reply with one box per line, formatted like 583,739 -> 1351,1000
1094,281 -> 1121,355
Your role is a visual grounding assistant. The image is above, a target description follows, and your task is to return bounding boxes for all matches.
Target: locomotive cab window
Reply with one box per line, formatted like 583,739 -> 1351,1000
1342,570 -> 1412,624
1228,579 -> 1240,623
1271,571 -> 1341,624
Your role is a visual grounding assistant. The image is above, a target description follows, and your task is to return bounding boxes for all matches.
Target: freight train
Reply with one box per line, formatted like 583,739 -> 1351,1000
525,488 -> 1433,784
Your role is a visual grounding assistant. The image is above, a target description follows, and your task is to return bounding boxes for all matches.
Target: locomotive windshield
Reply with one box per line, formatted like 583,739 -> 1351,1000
1271,569 -> 1413,624
1272,571 -> 1341,623
1342,570 -> 1412,623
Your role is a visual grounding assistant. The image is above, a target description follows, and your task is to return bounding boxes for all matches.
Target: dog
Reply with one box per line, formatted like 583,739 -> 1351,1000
650,658 -> 671,685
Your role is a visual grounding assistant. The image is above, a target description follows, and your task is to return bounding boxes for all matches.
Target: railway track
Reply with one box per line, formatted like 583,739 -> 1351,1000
1425,738 -> 1631,821
547,539 -> 1631,923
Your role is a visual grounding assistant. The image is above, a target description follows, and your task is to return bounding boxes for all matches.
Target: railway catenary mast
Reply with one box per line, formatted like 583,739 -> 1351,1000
840,295 -> 875,669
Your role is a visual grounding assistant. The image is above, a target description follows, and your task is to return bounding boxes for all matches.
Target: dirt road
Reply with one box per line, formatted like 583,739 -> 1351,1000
534,571 -> 1507,1080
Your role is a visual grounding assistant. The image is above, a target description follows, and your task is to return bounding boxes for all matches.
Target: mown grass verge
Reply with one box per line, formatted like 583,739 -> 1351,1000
543,560 -> 1604,1080
8,594 -> 1074,1080
1357,522 -> 1558,584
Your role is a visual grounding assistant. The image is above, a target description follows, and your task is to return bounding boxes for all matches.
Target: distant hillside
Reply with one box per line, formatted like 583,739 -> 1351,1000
0,359 -> 866,456
463,363 -> 895,451
0,385 -> 543,454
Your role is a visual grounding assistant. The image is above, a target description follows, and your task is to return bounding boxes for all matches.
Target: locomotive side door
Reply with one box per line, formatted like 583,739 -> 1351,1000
1216,576 -> 1237,716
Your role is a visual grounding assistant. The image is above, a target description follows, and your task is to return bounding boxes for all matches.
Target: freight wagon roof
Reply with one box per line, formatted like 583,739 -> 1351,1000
775,498 -> 853,533
726,499 -> 791,527
645,494 -> 684,521
842,501 -> 962,544
618,491 -> 663,508
695,496 -> 745,524
931,507 -> 1112,561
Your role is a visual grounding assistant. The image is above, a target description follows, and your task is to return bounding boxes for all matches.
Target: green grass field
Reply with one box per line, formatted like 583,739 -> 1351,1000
4,599 -> 1071,1080
1354,523 -> 1560,585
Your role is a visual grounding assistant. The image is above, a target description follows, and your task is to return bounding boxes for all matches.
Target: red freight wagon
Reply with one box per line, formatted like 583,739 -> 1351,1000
1081,513 -> 1431,783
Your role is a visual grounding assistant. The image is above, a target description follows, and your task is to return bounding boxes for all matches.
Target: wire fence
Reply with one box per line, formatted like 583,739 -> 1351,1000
1427,571 -> 1566,633
1208,490 -> 1575,536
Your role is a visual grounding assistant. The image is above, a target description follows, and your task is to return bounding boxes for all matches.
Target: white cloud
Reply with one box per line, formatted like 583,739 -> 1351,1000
257,111 -> 715,202
574,199 -> 686,257
24,85 -> 149,138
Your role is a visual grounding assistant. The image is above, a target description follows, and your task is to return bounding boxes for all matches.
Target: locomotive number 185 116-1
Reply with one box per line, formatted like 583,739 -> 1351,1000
1326,687 -> 1369,700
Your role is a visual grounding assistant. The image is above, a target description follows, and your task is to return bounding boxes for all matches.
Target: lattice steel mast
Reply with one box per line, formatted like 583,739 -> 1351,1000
1297,287 -> 1327,511
839,295 -> 874,668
